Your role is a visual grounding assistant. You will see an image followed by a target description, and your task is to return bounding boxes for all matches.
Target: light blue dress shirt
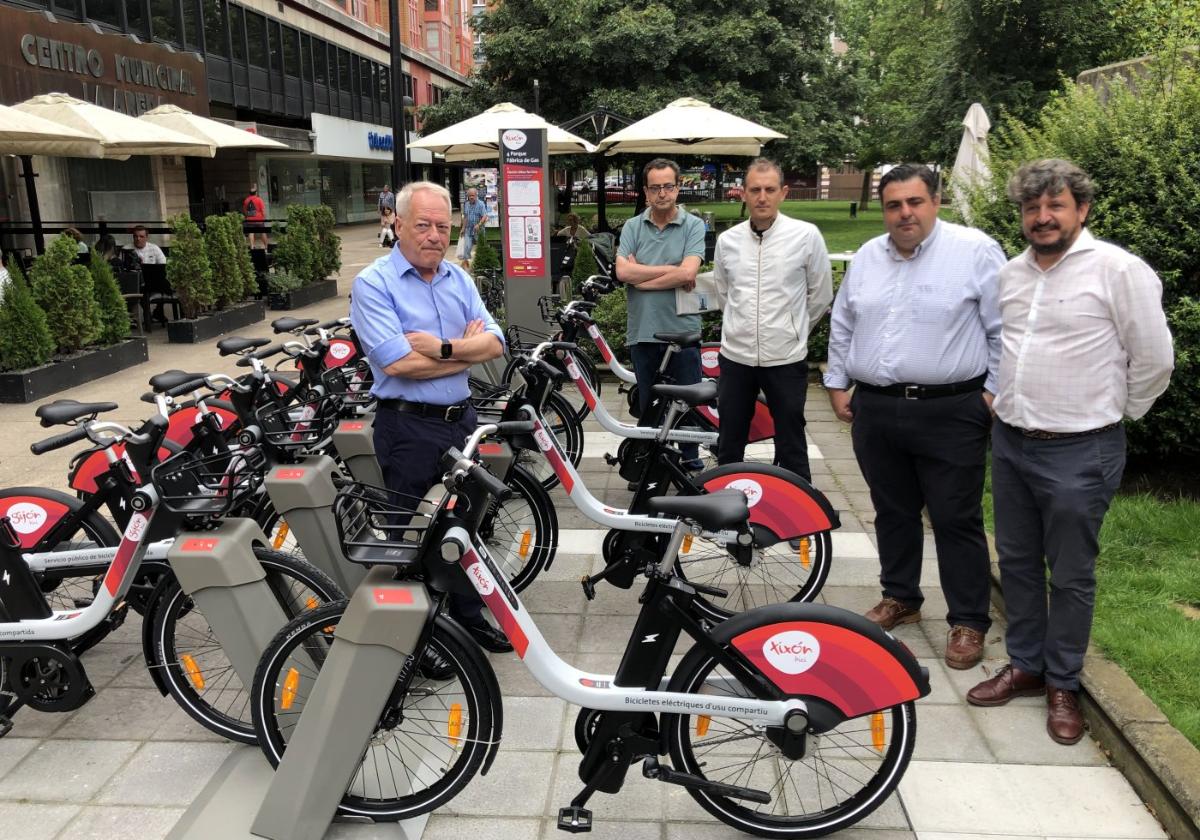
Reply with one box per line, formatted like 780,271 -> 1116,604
350,247 -> 504,403
823,220 -> 1006,393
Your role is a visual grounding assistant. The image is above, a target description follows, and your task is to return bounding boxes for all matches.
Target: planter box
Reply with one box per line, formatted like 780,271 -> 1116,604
167,300 -> 266,344
0,337 -> 149,404
268,277 -> 339,311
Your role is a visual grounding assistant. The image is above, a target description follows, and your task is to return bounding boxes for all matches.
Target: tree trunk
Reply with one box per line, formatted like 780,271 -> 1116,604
595,157 -> 609,232
858,168 -> 873,210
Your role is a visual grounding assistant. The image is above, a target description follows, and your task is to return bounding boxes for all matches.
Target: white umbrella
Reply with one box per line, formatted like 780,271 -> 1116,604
595,97 -> 786,157
0,103 -> 106,158
139,104 -> 289,151
408,102 -> 596,161
950,102 -> 992,223
13,93 -> 215,158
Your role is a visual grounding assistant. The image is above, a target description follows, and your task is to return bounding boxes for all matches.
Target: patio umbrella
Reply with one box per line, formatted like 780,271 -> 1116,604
13,93 -> 215,158
0,103 -> 105,158
139,104 -> 289,151
595,97 -> 785,157
408,102 -> 596,161
949,102 -> 991,223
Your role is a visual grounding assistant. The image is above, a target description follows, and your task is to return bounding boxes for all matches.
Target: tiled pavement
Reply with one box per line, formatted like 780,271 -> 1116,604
0,228 -> 1167,840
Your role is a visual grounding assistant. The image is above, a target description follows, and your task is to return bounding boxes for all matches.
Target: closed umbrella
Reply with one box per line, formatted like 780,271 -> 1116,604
13,93 -> 214,158
408,102 -> 595,161
595,97 -> 785,157
139,104 -> 289,151
949,102 -> 991,223
0,103 -> 105,157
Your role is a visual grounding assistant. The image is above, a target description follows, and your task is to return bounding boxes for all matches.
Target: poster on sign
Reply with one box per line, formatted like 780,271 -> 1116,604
499,128 -> 548,280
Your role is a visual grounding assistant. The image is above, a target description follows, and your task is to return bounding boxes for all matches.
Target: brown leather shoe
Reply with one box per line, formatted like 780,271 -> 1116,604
945,625 -> 985,670
966,664 -> 1045,706
1047,687 -> 1085,745
864,597 -> 921,630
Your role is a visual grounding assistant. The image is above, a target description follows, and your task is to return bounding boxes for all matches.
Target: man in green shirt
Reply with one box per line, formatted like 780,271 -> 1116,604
617,157 -> 707,470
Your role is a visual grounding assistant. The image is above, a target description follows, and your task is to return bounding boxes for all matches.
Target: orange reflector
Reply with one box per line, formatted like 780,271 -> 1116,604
681,534 -> 693,554
181,654 -> 205,691
281,668 -> 301,710
871,712 -> 885,751
272,520 -> 291,550
695,714 -> 711,737
448,703 -> 463,745
306,596 -> 319,611
518,529 -> 532,560
798,537 -> 811,569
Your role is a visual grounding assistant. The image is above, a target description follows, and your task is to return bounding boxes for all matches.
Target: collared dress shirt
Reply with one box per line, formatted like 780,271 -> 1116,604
824,220 -> 1006,393
993,228 -> 1173,432
617,206 -> 706,344
350,247 -> 505,404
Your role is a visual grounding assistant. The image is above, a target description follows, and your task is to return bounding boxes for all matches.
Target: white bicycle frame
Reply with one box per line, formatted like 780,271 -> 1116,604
23,539 -> 173,574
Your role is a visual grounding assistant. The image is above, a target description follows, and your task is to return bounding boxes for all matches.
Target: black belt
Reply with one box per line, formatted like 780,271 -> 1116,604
855,374 -> 987,400
378,398 -> 469,422
1009,421 -> 1121,440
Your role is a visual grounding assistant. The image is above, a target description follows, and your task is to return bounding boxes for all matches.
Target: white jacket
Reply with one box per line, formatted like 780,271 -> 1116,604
713,214 -> 834,367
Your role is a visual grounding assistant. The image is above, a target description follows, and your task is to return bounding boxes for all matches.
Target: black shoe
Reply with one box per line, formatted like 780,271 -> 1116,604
417,647 -> 454,680
465,622 -> 513,653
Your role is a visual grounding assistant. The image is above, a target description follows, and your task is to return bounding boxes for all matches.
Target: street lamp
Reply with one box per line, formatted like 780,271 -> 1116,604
388,0 -> 414,188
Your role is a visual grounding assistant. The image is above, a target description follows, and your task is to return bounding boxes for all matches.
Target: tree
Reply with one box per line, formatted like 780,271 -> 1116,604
0,262 -> 55,371
167,213 -> 215,318
205,212 -> 245,308
29,235 -> 102,354
274,204 -> 317,284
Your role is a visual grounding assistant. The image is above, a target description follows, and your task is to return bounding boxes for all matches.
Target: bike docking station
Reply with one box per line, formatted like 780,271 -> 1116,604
169,565 -> 433,840
331,416 -> 385,486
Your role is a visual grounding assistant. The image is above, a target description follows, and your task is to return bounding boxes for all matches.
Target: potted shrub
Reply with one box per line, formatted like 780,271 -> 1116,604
312,205 -> 341,283
89,254 -> 131,344
204,212 -> 245,309
0,262 -> 54,373
267,205 -> 340,309
167,213 -> 264,343
28,235 -> 101,354
273,204 -> 316,285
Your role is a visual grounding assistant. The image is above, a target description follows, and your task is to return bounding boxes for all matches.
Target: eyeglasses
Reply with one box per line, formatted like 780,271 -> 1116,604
645,183 -> 678,194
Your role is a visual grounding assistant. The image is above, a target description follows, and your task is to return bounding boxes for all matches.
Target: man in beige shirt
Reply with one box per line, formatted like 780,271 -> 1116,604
966,159 -> 1173,745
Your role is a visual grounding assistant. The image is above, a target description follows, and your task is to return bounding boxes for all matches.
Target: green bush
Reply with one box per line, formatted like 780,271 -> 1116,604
312,205 -> 341,283
89,255 -> 130,345
571,237 -> 600,288
167,212 -> 215,319
966,66 -> 1200,457
266,270 -> 305,294
805,271 -> 844,362
0,262 -> 55,371
592,284 -> 631,365
29,235 -> 101,354
204,212 -> 247,308
472,235 -> 501,274
230,213 -> 258,299
274,204 -> 316,284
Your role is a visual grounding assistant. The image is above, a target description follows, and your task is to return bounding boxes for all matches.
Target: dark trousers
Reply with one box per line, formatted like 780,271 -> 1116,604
630,342 -> 702,462
991,421 -> 1125,690
373,404 -> 485,625
716,354 -> 811,481
850,388 -> 992,631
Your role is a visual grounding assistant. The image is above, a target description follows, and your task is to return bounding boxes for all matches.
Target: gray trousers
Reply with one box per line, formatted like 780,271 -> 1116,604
991,421 -> 1125,690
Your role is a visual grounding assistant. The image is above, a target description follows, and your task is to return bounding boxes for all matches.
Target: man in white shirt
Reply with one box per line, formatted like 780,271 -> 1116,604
967,159 -> 1173,745
713,158 -> 832,481
131,225 -> 167,265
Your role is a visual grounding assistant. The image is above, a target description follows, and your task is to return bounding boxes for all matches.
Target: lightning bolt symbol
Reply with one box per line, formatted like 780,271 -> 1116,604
2,570 -> 10,586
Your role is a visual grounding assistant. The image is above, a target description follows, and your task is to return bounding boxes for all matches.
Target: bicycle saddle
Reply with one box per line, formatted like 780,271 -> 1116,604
35,399 -> 119,428
652,330 -> 702,347
647,490 -> 749,532
651,379 -> 718,407
148,370 -> 208,393
217,336 -> 271,356
272,316 -> 319,334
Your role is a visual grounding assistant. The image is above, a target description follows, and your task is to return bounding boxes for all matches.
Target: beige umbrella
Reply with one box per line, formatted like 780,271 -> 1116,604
949,102 -> 992,223
595,97 -> 785,157
408,102 -> 595,161
0,103 -> 106,157
139,104 -> 289,151
13,93 -> 214,158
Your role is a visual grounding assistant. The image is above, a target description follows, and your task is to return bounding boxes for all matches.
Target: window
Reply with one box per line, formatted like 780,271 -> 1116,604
337,49 -> 352,92
86,0 -> 125,29
300,34 -> 313,80
424,0 -> 439,11
126,0 -> 149,38
282,27 -> 299,76
245,11 -> 267,68
150,0 -> 180,45
229,4 -> 246,60
183,0 -> 204,51
313,40 -> 328,86
204,0 -> 228,57
53,0 -> 81,20
267,22 -> 280,72
425,26 -> 439,53
359,59 -> 371,99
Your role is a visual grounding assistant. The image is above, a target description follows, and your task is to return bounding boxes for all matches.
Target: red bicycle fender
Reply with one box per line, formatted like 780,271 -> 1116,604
701,471 -> 834,537
323,338 -> 359,369
0,492 -> 74,549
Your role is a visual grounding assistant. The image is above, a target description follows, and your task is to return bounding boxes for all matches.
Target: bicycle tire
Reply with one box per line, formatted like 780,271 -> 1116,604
664,616 -> 917,837
479,464 -> 558,592
149,548 -> 341,744
252,604 -> 497,821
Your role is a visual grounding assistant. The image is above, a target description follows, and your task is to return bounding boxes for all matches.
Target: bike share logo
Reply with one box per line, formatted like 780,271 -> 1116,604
532,425 -> 554,452
466,561 -> 496,596
763,630 -> 821,675
701,349 -> 720,370
501,129 -> 528,151
6,502 -> 48,535
725,478 -> 763,508
328,341 -> 352,360
125,513 -> 149,543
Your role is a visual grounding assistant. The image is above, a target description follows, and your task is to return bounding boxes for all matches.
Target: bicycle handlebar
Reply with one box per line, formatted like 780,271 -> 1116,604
30,419 -> 147,455
236,344 -> 283,366
165,377 -> 209,398
30,424 -> 90,455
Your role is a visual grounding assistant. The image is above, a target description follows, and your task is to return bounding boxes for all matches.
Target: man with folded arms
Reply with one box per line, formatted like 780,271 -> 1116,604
967,159 -> 1173,744
824,163 -> 1005,671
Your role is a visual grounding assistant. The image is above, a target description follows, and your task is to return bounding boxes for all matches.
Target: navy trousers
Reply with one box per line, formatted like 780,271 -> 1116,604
630,342 -> 702,463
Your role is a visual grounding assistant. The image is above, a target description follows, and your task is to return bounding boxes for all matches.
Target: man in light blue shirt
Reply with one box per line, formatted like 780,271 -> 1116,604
824,164 -> 1005,672
351,180 -> 510,658
459,187 -> 489,271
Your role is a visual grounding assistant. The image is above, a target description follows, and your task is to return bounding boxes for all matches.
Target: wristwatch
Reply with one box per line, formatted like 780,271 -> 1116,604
440,340 -> 453,360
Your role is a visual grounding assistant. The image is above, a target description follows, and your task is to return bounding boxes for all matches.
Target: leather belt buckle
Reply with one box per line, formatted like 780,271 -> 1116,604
443,404 -> 465,422
903,385 -> 920,400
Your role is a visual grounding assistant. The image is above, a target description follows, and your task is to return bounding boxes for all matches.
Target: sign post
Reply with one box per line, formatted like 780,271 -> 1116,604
498,127 -> 551,335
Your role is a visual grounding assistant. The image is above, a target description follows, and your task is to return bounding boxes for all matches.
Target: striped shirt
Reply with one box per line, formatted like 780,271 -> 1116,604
824,220 -> 1006,393
463,198 -> 489,231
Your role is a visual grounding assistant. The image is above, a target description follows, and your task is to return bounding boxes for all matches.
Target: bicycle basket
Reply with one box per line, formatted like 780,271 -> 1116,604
320,360 -> 375,409
333,482 -> 445,569
255,391 -> 340,452
150,446 -> 265,516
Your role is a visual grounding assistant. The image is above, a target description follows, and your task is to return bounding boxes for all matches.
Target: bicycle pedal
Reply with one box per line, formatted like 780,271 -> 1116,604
603,453 -> 618,466
580,576 -> 596,601
557,806 -> 593,833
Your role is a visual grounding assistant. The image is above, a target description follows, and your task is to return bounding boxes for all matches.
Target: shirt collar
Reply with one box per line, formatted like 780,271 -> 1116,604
1020,227 -> 1097,272
640,206 -> 685,227
389,245 -> 451,285
885,219 -> 941,261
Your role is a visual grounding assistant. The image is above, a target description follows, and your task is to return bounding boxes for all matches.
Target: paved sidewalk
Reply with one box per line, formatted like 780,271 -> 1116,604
0,228 -> 1166,839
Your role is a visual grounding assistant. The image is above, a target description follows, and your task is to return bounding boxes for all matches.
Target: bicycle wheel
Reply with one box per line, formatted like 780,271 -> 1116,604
149,549 -> 340,744
671,464 -> 835,622
515,390 -> 584,491
664,629 -> 916,837
253,605 -> 496,821
478,465 -> 558,592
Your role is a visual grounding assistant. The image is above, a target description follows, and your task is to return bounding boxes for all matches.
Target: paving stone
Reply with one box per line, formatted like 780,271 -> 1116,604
0,739 -> 139,803
499,696 -> 569,751
911,703 -> 996,762
669,826 -> 914,840
438,750 -> 556,817
105,659 -> 159,690
0,737 -> 40,783
53,688 -> 176,741
548,759 -> 664,821
535,552 -> 596,582
0,802 -> 80,840
97,741 -> 234,805
968,705 -> 1108,766
917,658 -> 970,706
148,704 -> 233,743
579,613 -> 639,653
831,532 -> 880,559
544,817 -> 663,839
58,804 -> 185,840
916,834 -> 1035,840
4,706 -> 75,739
422,815 -> 541,840
491,655 -> 556,698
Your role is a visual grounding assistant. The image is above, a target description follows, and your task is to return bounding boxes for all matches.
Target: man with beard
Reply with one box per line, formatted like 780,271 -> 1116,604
967,159 -> 1173,745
